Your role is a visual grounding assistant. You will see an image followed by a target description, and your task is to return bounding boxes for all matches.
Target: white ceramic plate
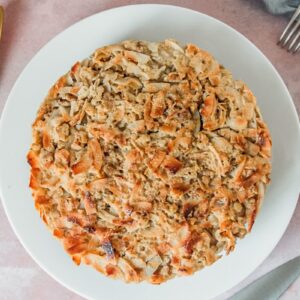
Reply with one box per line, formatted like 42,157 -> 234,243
0,4 -> 299,300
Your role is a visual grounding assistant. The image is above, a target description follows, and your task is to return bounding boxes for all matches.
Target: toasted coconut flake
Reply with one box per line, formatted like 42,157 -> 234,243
88,178 -> 108,191
171,182 -> 189,198
118,258 -> 140,282
83,192 -> 97,215
147,150 -> 166,171
71,153 -> 92,175
201,95 -> 216,117
49,76 -> 66,98
27,39 -> 271,284
88,138 -> 103,171
151,92 -> 166,118
124,50 -> 150,65
227,116 -> 248,131
163,156 -> 183,174
63,234 -> 88,255
27,150 -> 40,169
133,201 -> 153,212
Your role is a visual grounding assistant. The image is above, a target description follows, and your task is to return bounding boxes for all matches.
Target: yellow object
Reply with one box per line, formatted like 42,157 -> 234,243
0,6 -> 4,41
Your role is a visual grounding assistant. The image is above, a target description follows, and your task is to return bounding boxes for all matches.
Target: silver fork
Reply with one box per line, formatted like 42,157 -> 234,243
278,4 -> 300,53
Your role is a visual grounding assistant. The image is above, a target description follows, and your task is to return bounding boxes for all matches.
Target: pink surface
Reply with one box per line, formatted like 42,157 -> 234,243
0,1 -> 299,299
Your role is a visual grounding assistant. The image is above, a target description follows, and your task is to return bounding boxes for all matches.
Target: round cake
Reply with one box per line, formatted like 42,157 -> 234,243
27,39 -> 272,284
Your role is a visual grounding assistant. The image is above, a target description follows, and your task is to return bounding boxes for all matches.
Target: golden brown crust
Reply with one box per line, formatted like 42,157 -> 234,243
27,39 -> 271,283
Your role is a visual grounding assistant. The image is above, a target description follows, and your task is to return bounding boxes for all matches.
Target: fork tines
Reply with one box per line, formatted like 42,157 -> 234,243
278,5 -> 300,53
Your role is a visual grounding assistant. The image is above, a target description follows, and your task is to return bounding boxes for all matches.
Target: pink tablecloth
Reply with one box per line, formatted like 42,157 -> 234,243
0,1 -> 299,299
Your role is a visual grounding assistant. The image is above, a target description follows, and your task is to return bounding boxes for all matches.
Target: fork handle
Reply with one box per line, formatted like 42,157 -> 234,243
230,256 -> 300,300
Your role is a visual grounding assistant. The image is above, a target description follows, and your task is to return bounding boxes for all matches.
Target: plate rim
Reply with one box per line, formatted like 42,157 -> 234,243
0,4 -> 299,300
